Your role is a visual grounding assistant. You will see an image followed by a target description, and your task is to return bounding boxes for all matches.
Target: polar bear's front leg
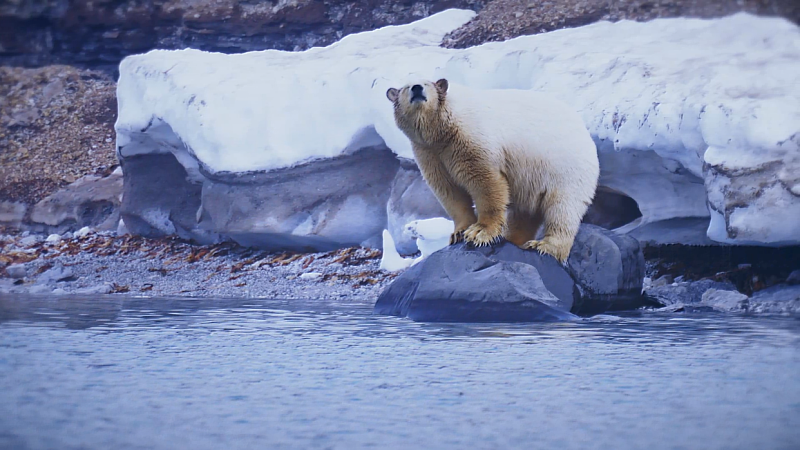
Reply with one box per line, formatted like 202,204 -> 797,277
441,187 -> 478,245
415,153 -> 477,244
462,171 -> 509,247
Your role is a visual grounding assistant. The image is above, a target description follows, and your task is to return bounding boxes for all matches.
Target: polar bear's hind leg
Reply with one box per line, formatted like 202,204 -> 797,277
523,192 -> 586,263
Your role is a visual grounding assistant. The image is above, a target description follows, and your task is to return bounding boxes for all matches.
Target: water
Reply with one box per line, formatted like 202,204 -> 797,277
1,295 -> 798,450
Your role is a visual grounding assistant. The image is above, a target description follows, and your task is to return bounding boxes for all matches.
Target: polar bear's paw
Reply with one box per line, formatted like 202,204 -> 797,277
449,230 -> 465,245
522,239 -> 569,264
463,223 -> 503,247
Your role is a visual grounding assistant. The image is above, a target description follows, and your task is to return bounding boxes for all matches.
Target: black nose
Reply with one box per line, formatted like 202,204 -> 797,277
411,84 -> 423,95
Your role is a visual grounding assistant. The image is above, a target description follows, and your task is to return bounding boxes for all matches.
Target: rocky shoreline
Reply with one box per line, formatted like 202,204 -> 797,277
0,230 -> 394,302
2,228 -> 798,315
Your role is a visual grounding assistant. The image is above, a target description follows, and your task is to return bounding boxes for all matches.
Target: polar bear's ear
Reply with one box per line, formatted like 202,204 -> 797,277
386,88 -> 399,102
435,78 -> 449,94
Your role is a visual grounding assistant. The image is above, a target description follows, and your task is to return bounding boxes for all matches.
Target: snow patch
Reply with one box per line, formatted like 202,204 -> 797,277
380,217 -> 454,272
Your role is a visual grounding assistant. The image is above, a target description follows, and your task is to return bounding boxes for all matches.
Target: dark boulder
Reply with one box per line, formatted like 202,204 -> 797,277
375,224 -> 653,322
375,244 -> 578,323
566,224 -> 649,314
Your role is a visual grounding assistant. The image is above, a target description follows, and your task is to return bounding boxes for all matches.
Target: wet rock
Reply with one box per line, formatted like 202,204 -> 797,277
566,224 -> 647,314
375,244 -> 579,322
28,284 -> 54,295
375,224 -> 651,322
700,288 -> 749,312
74,283 -> 114,295
0,279 -> 16,293
748,284 -> 800,314
650,275 -> 674,288
45,233 -> 61,243
5,264 -> 28,279
36,264 -> 75,284
645,279 -> 738,306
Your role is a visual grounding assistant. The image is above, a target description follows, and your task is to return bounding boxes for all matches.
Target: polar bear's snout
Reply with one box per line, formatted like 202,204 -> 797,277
410,84 -> 426,103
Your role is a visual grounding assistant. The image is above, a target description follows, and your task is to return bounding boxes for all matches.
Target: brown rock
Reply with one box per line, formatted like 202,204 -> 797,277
443,0 -> 800,49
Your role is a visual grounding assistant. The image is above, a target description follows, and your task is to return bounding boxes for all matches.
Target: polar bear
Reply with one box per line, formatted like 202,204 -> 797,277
386,78 -> 599,263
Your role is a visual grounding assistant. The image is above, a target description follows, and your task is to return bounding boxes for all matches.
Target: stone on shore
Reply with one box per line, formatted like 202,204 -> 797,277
375,224 -> 652,322
5,263 -> 28,279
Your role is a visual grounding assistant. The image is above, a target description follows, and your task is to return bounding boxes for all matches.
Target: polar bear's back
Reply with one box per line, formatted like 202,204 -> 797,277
446,84 -> 597,167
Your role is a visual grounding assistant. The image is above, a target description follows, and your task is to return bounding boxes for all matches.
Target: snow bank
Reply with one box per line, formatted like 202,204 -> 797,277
116,10 -> 800,246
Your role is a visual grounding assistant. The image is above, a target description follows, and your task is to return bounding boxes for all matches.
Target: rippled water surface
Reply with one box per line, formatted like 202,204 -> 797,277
1,294 -> 799,450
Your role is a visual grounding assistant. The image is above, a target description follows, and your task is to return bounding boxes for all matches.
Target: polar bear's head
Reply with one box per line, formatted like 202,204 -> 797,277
386,79 -> 450,143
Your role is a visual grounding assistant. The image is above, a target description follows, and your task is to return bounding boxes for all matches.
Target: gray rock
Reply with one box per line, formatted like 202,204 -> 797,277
566,224 -> 646,314
645,279 -> 737,306
7,106 -> 39,127
29,172 -> 123,233
36,264 -> 75,284
375,224 -> 652,322
700,288 -> 749,312
787,270 -> 800,285
74,283 -> 114,295
28,284 -> 54,295
19,235 -> 39,247
5,264 -> 28,279
375,245 -> 578,323
52,288 -> 68,295
748,284 -> 800,314
650,275 -> 674,288
0,201 -> 27,229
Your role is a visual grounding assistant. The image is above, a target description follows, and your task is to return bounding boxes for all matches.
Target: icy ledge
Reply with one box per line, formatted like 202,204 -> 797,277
116,9 -> 800,248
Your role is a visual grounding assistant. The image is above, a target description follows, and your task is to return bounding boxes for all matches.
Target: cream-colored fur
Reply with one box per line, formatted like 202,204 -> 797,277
386,78 -> 599,262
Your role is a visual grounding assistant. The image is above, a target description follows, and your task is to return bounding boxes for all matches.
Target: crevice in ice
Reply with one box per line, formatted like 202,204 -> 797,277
117,117 -> 204,184
584,186 -> 643,230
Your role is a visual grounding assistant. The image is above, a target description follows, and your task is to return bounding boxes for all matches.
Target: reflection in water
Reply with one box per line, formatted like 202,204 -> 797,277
1,294 -> 798,450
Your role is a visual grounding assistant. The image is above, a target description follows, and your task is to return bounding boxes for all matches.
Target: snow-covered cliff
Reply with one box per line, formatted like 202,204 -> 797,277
115,9 -> 800,249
